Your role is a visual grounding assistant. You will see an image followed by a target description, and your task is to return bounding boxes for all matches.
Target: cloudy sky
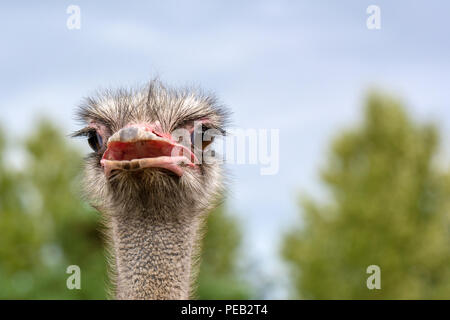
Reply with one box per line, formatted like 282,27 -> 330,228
1,1 -> 450,297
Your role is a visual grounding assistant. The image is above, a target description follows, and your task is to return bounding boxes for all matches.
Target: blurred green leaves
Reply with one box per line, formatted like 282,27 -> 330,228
0,120 -> 249,299
0,120 -> 106,299
197,206 -> 252,299
282,93 -> 450,299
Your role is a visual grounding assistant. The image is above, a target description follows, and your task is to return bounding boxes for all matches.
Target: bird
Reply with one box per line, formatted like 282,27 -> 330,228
72,80 -> 229,299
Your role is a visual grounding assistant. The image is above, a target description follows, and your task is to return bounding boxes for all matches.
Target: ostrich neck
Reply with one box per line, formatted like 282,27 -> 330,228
109,210 -> 201,300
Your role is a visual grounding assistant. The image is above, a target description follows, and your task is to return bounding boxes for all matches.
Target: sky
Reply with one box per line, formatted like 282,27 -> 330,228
1,1 -> 450,298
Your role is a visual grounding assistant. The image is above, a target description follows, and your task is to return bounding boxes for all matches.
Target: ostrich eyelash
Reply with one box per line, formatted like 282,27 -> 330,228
71,127 -> 97,138
177,120 -> 226,136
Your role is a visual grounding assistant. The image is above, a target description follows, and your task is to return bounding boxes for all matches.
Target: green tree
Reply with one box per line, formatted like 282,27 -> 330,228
282,93 -> 450,299
197,206 -> 252,299
0,120 -> 108,299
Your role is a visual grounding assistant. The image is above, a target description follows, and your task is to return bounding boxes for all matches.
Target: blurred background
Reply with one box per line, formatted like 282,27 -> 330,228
1,1 -> 450,299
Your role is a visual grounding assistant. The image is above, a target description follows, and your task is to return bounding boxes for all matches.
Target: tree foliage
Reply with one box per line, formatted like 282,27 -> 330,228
197,206 -> 251,299
282,93 -> 450,299
0,120 -> 107,298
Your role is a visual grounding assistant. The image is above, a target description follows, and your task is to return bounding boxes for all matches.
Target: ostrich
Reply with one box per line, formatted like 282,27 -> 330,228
72,80 -> 229,299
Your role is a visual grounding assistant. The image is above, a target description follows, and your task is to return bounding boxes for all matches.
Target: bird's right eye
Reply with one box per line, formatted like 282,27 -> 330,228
87,130 -> 103,152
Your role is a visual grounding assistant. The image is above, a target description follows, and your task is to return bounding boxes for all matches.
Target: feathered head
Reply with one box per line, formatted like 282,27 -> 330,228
73,80 -> 230,221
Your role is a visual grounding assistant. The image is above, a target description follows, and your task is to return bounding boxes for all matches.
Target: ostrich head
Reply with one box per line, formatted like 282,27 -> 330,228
73,80 -> 229,222
73,80 -> 230,299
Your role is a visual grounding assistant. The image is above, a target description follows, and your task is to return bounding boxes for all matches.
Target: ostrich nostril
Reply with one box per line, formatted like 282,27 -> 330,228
119,127 -> 139,141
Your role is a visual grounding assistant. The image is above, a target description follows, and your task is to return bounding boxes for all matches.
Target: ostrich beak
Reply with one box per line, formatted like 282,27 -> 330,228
100,124 -> 197,177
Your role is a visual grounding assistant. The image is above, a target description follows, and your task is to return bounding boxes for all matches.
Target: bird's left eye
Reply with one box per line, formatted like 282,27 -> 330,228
87,130 -> 103,152
190,124 -> 206,146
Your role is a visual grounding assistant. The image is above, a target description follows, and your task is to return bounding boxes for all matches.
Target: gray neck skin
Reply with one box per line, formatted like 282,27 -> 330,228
109,212 -> 200,300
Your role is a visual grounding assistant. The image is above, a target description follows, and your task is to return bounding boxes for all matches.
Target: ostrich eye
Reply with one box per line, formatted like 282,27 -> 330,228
190,124 -> 215,149
190,130 -> 197,145
87,130 -> 103,152
190,124 -> 206,146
